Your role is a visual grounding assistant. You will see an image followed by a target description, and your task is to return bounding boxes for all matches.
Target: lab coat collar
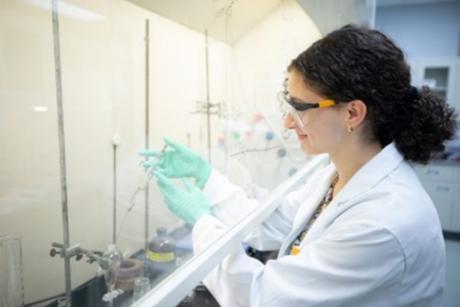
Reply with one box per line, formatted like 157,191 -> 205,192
333,142 -> 403,204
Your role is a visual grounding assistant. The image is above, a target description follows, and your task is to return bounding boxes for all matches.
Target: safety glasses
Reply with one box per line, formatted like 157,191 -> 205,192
277,90 -> 338,128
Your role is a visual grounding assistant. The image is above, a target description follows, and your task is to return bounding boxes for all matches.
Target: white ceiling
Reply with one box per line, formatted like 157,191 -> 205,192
126,0 -> 282,44
377,0 -> 460,7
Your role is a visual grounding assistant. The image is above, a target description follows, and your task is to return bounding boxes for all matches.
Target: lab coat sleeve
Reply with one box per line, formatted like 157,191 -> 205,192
193,217 -> 405,307
202,168 -> 304,250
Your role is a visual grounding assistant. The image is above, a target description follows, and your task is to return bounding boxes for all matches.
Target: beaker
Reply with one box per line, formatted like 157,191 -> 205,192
132,277 -> 150,302
0,235 -> 24,307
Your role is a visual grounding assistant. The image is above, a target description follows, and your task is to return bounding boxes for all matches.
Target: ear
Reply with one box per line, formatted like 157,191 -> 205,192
345,99 -> 367,129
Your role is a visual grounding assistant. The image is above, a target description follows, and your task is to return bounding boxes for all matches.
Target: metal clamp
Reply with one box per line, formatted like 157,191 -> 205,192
50,242 -> 103,264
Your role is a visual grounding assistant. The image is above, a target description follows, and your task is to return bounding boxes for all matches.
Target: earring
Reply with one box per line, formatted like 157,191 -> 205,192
347,125 -> 354,133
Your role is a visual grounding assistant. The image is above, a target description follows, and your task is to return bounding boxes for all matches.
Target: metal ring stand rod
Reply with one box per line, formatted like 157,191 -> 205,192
144,18 -> 150,257
51,0 -> 72,305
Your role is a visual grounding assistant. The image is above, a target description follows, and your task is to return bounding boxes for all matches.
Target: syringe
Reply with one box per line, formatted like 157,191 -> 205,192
117,144 -> 168,238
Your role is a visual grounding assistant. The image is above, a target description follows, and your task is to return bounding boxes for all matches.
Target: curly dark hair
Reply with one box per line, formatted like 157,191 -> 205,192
288,24 -> 457,163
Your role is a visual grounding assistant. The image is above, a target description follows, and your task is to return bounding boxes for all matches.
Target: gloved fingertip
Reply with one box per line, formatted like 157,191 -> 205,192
138,149 -> 150,156
164,137 -> 184,151
163,137 -> 176,148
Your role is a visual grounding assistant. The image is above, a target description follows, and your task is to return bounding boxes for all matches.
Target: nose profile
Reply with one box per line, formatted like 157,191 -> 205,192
284,112 -> 297,130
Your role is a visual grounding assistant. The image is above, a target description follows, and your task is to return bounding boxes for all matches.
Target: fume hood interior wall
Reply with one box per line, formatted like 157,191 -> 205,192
230,0 -> 321,115
226,0 -> 322,187
0,0 -> 229,303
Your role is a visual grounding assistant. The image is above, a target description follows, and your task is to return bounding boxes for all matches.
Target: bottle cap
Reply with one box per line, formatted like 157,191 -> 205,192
157,227 -> 167,236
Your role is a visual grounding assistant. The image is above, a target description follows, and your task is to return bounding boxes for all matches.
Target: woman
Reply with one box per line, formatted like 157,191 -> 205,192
145,24 -> 457,306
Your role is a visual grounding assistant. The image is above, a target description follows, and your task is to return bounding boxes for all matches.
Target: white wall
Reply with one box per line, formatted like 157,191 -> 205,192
375,1 -> 460,57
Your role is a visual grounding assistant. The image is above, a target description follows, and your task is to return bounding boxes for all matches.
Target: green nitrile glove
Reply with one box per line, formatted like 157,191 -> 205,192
154,171 -> 211,225
140,138 -> 211,189
138,149 -> 161,159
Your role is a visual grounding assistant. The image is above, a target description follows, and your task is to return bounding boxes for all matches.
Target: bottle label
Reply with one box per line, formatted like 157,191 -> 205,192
147,250 -> 175,262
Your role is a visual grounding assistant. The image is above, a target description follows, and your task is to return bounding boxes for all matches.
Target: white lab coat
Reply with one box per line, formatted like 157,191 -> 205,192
192,143 -> 445,307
